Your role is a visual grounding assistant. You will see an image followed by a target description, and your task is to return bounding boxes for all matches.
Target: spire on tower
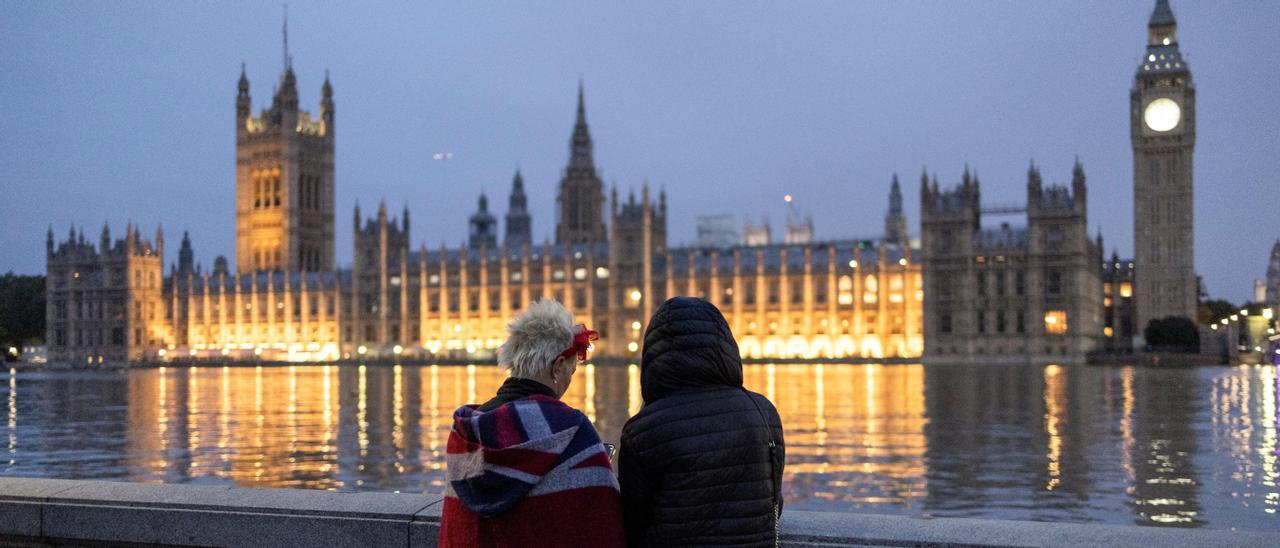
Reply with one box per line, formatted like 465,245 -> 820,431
1149,0 -> 1175,27
568,79 -> 594,170
889,173 -> 903,215
282,3 -> 290,72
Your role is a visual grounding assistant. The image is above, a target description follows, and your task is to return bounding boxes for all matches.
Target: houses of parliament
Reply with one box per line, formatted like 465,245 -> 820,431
45,1 -> 1195,365
45,57 -> 927,364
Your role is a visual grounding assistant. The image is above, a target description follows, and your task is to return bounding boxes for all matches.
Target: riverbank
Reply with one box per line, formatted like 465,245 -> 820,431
11,355 -> 925,370
0,477 -> 1273,547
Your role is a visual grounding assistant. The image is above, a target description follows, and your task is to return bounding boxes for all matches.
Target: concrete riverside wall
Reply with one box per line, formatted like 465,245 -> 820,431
2,478 -> 1277,548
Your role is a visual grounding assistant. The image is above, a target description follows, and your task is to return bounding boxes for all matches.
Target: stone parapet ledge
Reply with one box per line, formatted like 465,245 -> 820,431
2,477 -> 1277,547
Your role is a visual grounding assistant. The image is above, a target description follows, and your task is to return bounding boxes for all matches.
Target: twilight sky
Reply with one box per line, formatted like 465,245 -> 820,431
2,1 -> 1277,303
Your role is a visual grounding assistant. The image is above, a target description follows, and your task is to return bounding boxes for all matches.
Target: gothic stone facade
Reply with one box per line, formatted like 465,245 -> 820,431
45,68 -> 922,363
1132,0 -> 1197,330
44,224 -> 169,364
920,164 -> 1104,364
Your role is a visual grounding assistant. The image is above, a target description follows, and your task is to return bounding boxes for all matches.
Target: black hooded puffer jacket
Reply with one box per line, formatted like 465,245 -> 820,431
618,297 -> 785,547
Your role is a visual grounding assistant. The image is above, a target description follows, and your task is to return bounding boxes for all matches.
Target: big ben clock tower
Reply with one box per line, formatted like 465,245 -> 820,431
1132,0 -> 1196,333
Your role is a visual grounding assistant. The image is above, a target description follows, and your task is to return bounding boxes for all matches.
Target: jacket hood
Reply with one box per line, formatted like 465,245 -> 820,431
445,395 -> 591,516
640,297 -> 743,403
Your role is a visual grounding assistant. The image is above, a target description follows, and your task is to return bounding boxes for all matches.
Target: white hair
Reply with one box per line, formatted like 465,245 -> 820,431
498,299 -> 575,378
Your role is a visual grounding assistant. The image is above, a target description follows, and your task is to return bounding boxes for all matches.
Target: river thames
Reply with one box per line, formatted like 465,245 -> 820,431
1,363 -> 1276,531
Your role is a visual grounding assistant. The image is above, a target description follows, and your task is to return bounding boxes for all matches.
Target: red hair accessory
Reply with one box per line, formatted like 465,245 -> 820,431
558,324 -> 599,362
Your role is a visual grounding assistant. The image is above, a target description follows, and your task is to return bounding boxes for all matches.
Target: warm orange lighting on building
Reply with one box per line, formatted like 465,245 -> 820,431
1044,311 -> 1068,334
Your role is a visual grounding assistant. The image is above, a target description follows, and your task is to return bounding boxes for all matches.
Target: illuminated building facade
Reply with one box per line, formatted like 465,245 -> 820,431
1101,254 -> 1137,353
44,60 -> 922,363
44,223 -> 170,364
235,60 -> 335,273
920,162 -> 1104,364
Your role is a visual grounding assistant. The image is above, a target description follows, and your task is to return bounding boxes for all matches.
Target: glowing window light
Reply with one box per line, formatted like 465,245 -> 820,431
573,268 -> 587,281
1044,311 -> 1068,334
595,267 -> 609,279
1104,326 -> 1114,337
1119,283 -> 1132,298
393,345 -> 403,355
631,321 -> 642,330
629,290 -> 643,302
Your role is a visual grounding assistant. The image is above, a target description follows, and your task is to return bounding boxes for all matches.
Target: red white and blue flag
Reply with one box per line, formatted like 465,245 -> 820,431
440,395 -> 624,547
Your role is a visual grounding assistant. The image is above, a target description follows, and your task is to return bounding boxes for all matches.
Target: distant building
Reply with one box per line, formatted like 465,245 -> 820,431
920,163 -> 1104,364
1267,240 -> 1280,311
743,217 -> 772,247
1102,254 -> 1137,353
784,210 -> 814,245
696,215 -> 739,249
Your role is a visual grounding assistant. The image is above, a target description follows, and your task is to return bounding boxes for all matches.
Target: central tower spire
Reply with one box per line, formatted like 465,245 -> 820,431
282,3 -> 290,71
555,80 -> 607,244
569,79 -> 593,170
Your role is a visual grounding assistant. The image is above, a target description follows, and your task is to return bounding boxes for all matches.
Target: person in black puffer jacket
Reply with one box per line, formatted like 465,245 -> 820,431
618,297 -> 785,547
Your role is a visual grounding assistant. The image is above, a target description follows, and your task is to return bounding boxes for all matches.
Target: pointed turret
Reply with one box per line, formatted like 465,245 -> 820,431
469,191 -> 497,250
353,201 -> 361,233
556,80 -> 607,244
100,222 -> 111,254
1072,157 -> 1087,209
885,174 -> 908,245
889,174 -> 903,215
402,203 -> 410,234
504,169 -> 532,249
321,68 -> 334,125
569,79 -> 594,170
46,225 -> 54,256
1150,0 -> 1175,28
237,62 -> 251,120
179,230 -> 194,273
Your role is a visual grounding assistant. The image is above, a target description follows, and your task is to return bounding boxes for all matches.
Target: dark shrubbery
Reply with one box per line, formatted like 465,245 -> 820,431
0,272 -> 45,361
1144,316 -> 1199,353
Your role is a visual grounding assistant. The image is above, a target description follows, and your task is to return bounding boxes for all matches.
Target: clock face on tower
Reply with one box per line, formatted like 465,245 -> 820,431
1143,97 -> 1182,132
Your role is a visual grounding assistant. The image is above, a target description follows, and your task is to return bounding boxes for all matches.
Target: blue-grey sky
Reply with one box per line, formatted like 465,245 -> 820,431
2,1 -> 1277,303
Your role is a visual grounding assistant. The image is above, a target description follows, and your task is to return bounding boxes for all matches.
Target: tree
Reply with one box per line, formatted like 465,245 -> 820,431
1197,299 -> 1236,325
0,272 -> 45,361
1144,316 -> 1200,353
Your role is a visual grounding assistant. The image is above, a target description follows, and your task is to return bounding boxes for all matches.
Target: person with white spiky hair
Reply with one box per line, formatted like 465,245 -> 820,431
440,299 -> 623,547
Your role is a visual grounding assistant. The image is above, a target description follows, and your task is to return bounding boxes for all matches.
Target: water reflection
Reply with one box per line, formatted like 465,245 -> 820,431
0,363 -> 1277,531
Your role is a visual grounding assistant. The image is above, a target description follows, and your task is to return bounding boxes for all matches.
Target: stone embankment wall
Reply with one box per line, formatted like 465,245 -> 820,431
1,478 -> 1275,547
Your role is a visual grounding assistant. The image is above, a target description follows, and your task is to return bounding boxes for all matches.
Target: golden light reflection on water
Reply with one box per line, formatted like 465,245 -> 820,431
2,363 -> 1278,530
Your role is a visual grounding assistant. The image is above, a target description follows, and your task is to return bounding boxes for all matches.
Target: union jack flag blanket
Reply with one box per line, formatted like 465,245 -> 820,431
439,394 -> 624,547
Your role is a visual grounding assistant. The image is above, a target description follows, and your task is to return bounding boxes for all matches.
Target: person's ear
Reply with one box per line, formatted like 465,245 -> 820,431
550,355 -> 566,380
